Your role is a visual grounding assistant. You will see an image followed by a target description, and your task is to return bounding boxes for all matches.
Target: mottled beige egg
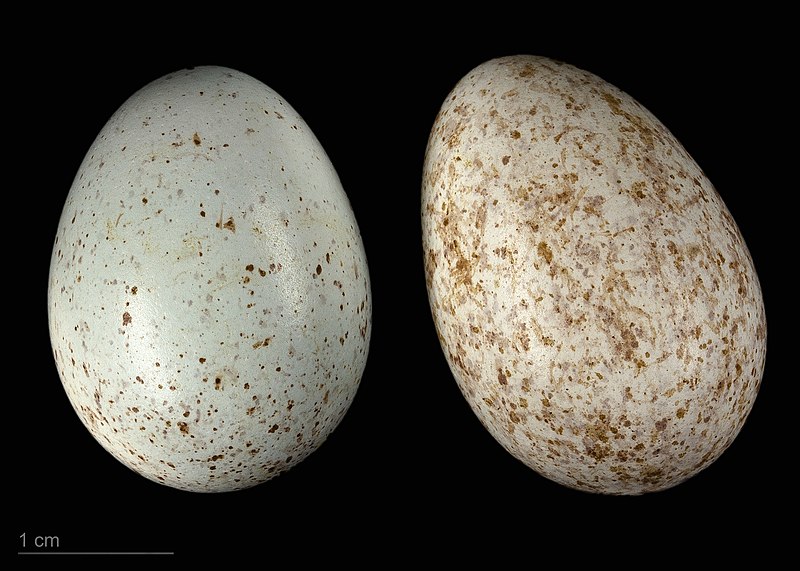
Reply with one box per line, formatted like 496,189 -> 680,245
422,55 -> 766,494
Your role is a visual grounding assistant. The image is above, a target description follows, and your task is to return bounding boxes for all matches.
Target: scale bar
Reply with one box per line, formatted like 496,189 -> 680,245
19,552 -> 174,555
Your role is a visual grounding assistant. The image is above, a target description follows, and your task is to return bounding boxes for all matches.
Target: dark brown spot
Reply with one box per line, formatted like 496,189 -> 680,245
640,466 -> 664,485
537,242 -> 553,264
193,132 -> 201,146
122,312 -> 132,326
497,369 -> 507,385
584,418 -> 613,461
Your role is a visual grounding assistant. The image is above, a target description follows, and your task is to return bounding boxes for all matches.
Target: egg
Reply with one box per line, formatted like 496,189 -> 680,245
48,67 -> 371,492
422,56 -> 766,494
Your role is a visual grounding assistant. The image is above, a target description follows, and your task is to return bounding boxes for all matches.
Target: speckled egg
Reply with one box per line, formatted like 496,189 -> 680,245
48,67 -> 371,492
422,56 -> 766,494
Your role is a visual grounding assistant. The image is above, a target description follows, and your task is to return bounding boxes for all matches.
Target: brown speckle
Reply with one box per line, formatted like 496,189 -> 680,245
537,242 -> 553,264
497,369 -> 507,385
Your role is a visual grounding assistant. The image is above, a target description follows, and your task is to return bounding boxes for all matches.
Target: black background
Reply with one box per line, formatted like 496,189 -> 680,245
17,29 -> 788,560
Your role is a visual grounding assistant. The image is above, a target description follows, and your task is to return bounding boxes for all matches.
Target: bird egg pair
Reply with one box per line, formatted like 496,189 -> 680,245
50,59 -> 765,494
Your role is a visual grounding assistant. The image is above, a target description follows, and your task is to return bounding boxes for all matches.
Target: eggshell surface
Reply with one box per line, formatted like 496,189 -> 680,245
422,56 -> 766,494
48,67 -> 371,492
